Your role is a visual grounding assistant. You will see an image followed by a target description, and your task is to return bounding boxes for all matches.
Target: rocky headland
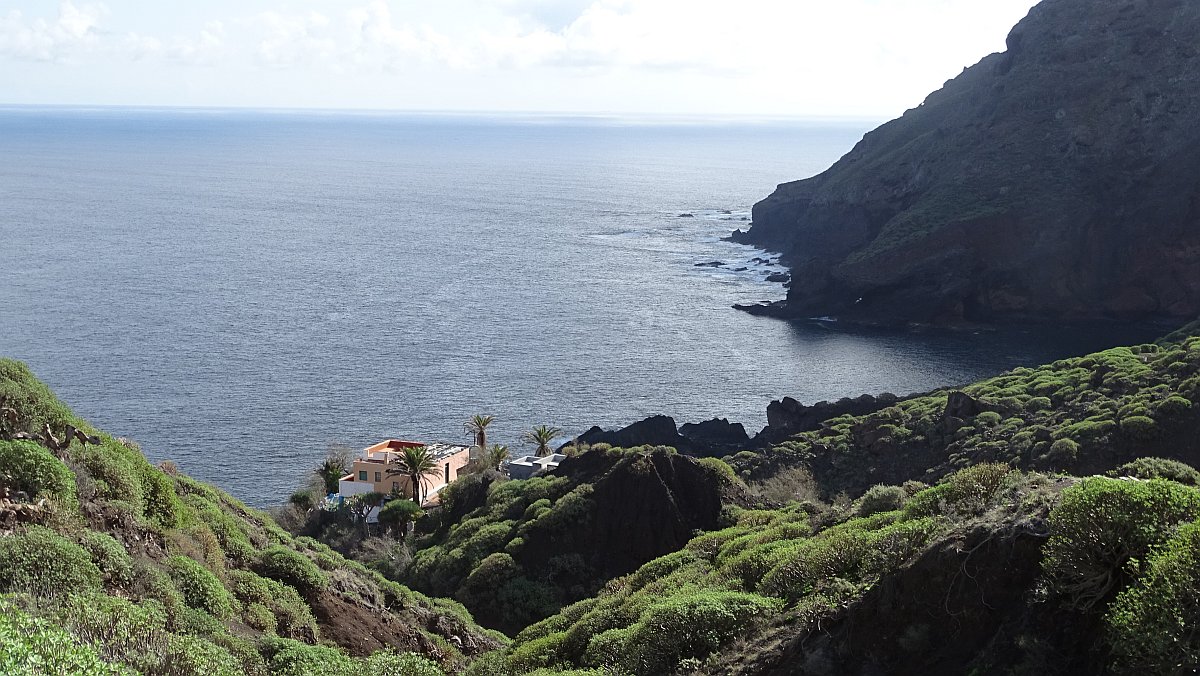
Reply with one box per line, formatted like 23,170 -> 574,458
733,0 -> 1200,326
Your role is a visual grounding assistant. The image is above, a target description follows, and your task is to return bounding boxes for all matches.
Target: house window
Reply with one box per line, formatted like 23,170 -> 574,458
358,470 -> 368,481
445,463 -> 450,484
392,481 -> 399,493
374,471 -> 382,483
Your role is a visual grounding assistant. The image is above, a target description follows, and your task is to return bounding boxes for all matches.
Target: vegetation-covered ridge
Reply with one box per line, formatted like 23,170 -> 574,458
0,358 -> 502,676
409,327 -> 1200,674
316,446 -> 748,637
730,330 -> 1200,498
11,325 -> 1200,674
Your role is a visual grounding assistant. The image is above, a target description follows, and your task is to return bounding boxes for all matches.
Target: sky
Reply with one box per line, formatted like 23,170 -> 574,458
0,0 -> 1040,117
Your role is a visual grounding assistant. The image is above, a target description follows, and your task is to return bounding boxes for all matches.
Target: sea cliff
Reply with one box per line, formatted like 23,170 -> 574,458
734,0 -> 1200,325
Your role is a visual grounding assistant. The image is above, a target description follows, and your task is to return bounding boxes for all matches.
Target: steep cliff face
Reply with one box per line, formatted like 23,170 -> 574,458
734,0 -> 1200,325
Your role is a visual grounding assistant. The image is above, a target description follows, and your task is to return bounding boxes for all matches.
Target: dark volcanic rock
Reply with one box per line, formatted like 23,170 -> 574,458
573,415 -> 688,450
734,0 -> 1200,325
680,418 -> 750,449
572,415 -> 750,456
760,393 -> 899,443
695,260 -> 726,268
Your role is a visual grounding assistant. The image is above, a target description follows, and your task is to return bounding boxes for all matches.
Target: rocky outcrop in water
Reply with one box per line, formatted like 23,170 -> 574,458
571,415 -> 750,456
758,393 -> 900,443
733,0 -> 1200,325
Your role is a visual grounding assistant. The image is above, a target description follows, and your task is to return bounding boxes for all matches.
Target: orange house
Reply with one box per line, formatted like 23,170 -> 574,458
338,439 -> 472,504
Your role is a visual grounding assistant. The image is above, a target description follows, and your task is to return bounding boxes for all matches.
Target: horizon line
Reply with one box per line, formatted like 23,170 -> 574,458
0,102 -> 889,125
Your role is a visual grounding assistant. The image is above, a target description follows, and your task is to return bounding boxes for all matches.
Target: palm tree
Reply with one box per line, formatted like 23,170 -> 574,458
314,443 -> 354,495
485,444 -> 510,470
463,414 -> 495,455
385,445 -> 442,503
522,425 -> 563,457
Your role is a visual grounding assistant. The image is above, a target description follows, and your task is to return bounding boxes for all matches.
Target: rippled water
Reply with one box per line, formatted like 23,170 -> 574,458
0,108 -> 1166,505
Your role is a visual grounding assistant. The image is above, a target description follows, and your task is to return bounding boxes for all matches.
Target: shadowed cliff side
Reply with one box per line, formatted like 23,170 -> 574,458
734,0 -> 1200,326
401,448 -> 755,636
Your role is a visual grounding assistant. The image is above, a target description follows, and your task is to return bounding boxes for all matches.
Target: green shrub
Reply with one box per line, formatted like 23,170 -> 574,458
1111,457 -> 1200,486
697,457 -> 739,484
0,359 -> 79,432
227,569 -> 318,641
79,531 -> 134,586
0,440 -> 77,506
1043,478 -> 1200,610
378,499 -> 424,535
243,602 -> 276,632
362,650 -> 445,676
1154,395 -> 1192,416
759,528 -> 872,602
262,637 -> 356,676
39,592 -> 239,675
975,411 -> 1002,426
130,560 -> 185,620
1025,397 -> 1053,412
856,484 -> 907,517
74,441 -> 145,511
1045,438 -> 1079,467
140,467 -> 183,529
903,464 -> 1013,518
164,635 -> 243,675
1106,519 -> 1200,672
165,556 -> 233,619
0,598 -> 123,675
257,546 -> 327,594
462,651 -> 516,676
582,591 -> 778,675
1120,415 -> 1158,440
0,525 -> 103,596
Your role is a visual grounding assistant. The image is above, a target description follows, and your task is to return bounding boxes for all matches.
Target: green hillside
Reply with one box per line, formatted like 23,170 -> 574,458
0,359 -> 503,676
8,328 -> 1200,674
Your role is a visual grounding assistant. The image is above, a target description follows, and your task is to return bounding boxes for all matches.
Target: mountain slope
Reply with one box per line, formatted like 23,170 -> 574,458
734,0 -> 1200,325
0,359 -> 502,675
475,329 -> 1200,674
400,447 -> 752,636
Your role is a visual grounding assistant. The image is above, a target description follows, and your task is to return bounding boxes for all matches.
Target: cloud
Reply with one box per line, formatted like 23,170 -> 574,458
0,0 -> 105,62
0,0 -> 1040,115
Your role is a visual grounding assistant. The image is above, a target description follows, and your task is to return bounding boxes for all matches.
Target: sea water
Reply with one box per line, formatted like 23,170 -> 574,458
0,108 -> 1165,505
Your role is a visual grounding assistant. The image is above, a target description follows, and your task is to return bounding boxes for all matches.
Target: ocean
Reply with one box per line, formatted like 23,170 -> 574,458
0,108 -> 1165,505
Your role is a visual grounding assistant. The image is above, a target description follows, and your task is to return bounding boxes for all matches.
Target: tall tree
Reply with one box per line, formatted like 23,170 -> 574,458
522,425 -> 563,457
346,491 -> 383,535
485,444 -> 510,470
386,445 -> 442,503
463,414 -> 496,454
314,443 -> 355,495
377,499 -> 423,538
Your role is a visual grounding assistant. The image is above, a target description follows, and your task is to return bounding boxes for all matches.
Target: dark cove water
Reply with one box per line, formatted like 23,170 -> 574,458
0,108 -> 1165,505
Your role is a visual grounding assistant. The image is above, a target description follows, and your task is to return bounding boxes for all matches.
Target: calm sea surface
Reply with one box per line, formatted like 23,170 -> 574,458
0,108 -> 1166,505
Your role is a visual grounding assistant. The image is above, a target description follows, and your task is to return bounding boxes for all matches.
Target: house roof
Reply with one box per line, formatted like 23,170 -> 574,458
365,439 -> 427,453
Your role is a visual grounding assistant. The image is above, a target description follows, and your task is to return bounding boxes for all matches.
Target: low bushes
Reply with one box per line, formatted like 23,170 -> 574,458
166,556 -> 233,620
256,546 -> 327,595
0,526 -> 103,596
79,531 -> 134,586
0,599 -> 120,675
581,591 -> 778,675
228,569 -> 319,640
1042,478 -> 1200,610
903,463 -> 1013,518
856,484 -> 907,517
0,440 -> 77,505
1106,520 -> 1200,672
1111,457 -> 1200,485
